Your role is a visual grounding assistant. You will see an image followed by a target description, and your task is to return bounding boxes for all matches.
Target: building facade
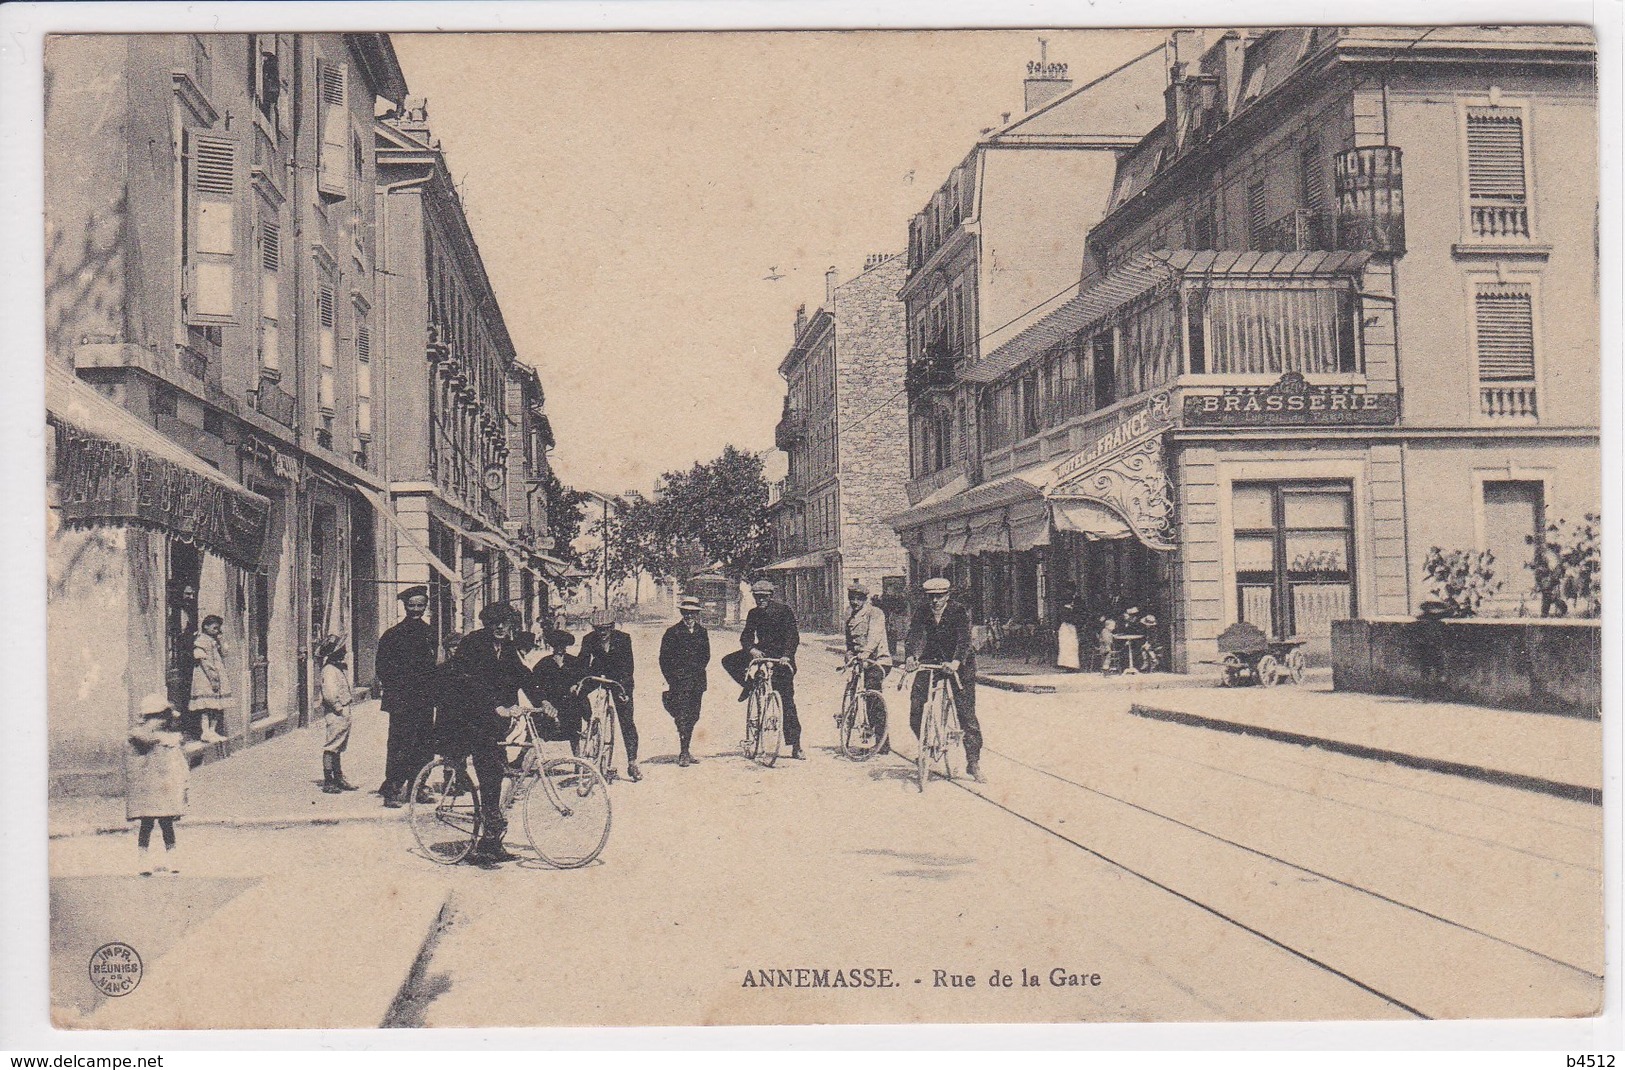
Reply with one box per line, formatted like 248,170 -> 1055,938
45,33 -> 408,793
375,99 -> 561,647
765,256 -> 911,631
891,27 -> 1599,670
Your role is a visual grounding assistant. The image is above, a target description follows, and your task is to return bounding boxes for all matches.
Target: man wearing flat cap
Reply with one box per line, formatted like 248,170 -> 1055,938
578,607 -> 641,782
447,601 -> 530,862
375,585 -> 438,807
722,579 -> 804,759
905,576 -> 984,782
659,595 -> 711,766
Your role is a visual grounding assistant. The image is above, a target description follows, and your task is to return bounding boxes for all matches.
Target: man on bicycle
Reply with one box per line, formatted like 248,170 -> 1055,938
844,580 -> 891,754
904,577 -> 984,783
577,607 -> 641,782
721,579 -> 803,759
447,602 -> 531,863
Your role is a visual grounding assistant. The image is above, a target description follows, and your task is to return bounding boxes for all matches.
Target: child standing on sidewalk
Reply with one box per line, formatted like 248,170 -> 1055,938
127,693 -> 187,875
318,635 -> 359,794
191,614 -> 231,743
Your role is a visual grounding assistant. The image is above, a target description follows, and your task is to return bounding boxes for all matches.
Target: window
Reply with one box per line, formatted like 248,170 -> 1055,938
1192,284 -> 1359,376
1482,480 -> 1543,606
183,132 -> 239,325
1188,194 -> 1216,251
1092,332 -> 1116,410
153,385 -> 178,418
1233,482 -> 1355,652
1020,370 -> 1040,438
1466,106 -> 1529,239
317,282 -> 337,414
1247,179 -> 1269,250
317,61 -> 349,199
356,321 -> 373,440
257,215 -> 280,373
350,133 -> 366,258
1300,139 -> 1326,215
248,34 -> 281,123
1475,283 -> 1537,418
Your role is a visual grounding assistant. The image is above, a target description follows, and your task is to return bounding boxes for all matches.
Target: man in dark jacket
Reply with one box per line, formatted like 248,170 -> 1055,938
448,602 -> 530,862
721,579 -> 803,759
905,576 -> 984,782
375,586 -> 439,807
578,607 -> 640,781
529,630 -> 585,750
659,595 -> 711,766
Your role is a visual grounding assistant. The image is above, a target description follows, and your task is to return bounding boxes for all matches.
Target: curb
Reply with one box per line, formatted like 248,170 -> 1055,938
977,674 -> 1058,694
50,808 -> 408,841
1129,703 -> 1602,806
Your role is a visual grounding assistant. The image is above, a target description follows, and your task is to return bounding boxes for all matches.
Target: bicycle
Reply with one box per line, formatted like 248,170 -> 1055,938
408,704 -> 612,868
575,675 -> 624,781
741,656 -> 792,767
835,656 -> 889,761
899,662 -> 964,793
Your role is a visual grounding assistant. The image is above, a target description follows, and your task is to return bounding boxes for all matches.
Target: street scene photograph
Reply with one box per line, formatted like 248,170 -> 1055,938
31,17 -> 1606,1036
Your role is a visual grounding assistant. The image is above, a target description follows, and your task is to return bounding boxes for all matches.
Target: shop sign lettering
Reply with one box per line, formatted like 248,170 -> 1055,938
1053,391 -> 1174,484
1182,372 -> 1398,427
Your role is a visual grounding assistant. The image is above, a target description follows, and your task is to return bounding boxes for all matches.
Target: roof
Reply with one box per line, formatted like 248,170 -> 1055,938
985,42 -> 1169,144
967,249 -> 1372,385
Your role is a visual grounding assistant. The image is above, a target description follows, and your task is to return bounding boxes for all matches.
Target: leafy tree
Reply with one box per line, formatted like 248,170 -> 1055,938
648,445 -> 773,582
540,470 -> 590,595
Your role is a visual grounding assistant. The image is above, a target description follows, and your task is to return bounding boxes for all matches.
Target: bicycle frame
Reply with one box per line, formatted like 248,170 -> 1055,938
743,657 -> 791,763
901,663 -> 962,790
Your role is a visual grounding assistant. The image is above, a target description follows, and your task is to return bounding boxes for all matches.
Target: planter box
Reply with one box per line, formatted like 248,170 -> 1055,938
1332,617 -> 1600,718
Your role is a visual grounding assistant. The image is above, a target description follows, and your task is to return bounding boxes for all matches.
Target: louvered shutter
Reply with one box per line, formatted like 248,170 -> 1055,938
258,218 -> 281,372
318,62 -> 350,198
317,283 -> 337,412
186,132 -> 239,324
1247,180 -> 1269,248
356,325 -> 373,437
1467,108 -> 1527,201
1475,287 -> 1536,381
1301,142 -> 1325,214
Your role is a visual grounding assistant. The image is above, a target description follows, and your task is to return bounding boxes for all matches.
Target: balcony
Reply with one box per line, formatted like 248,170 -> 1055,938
905,341 -> 958,401
1470,203 -> 1530,241
774,403 -> 807,450
1480,383 -> 1538,420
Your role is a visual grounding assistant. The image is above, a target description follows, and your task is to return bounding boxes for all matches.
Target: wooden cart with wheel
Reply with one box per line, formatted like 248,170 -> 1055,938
1215,622 -> 1308,687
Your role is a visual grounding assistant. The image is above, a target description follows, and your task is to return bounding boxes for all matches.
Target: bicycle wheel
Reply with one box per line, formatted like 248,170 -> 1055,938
939,688 -> 962,783
408,757 -> 479,865
758,690 -> 783,767
600,690 -> 618,779
916,698 -> 934,793
580,698 -> 604,770
742,688 -> 762,759
846,690 -> 887,762
522,757 -> 612,869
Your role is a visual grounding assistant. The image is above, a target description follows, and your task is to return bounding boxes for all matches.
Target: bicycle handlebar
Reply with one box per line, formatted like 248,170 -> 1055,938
896,662 -> 960,690
748,656 -> 794,677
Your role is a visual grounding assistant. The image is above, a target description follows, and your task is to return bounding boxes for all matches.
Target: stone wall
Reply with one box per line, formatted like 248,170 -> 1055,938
833,255 -> 911,602
1332,617 -> 1601,717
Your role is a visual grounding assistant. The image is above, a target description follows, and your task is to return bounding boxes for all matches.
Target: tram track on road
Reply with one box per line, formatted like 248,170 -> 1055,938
873,733 -> 1602,1021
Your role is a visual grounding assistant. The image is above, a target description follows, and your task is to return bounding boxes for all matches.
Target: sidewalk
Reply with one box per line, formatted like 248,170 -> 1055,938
1129,682 -> 1602,804
50,699 -> 403,839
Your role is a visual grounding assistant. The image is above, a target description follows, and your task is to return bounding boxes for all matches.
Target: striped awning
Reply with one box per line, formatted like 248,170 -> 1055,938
965,248 -> 1374,386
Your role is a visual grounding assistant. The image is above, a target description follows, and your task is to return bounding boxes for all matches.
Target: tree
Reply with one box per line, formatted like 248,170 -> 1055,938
540,470 -> 590,596
648,445 -> 773,581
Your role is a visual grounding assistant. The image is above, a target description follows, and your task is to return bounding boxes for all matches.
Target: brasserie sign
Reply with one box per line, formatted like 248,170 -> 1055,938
1182,372 -> 1398,427
52,421 -> 270,569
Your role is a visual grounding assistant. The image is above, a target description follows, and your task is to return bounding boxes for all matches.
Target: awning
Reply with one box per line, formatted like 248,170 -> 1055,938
888,455 -> 1071,532
1051,498 -> 1135,541
1010,512 -> 1051,551
534,551 -> 592,581
47,366 -> 271,570
966,248 -> 1374,386
762,549 -> 832,572
356,485 -> 458,583
941,529 -> 970,556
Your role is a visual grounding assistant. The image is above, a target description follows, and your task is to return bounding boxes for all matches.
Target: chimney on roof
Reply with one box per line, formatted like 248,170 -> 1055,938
1164,30 -> 1208,151
398,96 -> 431,135
1023,38 -> 1073,112
794,303 -> 807,340
825,266 -> 838,305
864,253 -> 890,272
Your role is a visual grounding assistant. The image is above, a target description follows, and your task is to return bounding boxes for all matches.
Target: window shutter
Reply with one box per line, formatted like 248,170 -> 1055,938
259,218 -> 280,315
186,131 -> 239,324
1301,141 -> 1325,214
1247,180 -> 1269,247
1467,108 -> 1527,200
318,62 -> 350,198
1475,287 -> 1536,381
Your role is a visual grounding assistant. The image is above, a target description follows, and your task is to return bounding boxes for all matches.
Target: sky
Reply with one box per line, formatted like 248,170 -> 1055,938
390,30 -> 1164,496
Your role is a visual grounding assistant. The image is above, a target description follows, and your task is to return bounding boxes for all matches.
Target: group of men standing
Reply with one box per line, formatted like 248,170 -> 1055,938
369,572 -> 987,861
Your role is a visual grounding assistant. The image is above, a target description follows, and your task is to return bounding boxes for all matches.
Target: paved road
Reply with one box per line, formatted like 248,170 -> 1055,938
49,621 -> 1601,1027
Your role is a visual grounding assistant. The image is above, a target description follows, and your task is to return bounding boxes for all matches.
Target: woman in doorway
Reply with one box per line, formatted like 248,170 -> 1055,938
1055,586 -> 1083,672
191,614 -> 232,743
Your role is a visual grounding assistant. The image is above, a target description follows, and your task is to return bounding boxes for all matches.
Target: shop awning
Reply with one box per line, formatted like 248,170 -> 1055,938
966,248 -> 1374,386
355,485 -> 459,583
941,529 -> 970,556
1051,498 -> 1135,540
46,366 -> 270,570
762,549 -> 832,572
888,455 -> 1071,533
534,551 -> 592,580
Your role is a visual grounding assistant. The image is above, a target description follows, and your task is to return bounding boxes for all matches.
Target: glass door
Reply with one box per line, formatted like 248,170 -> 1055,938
1232,481 -> 1356,657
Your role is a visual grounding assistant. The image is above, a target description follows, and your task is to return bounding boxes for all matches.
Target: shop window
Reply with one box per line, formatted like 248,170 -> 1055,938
1232,482 -> 1355,644
1192,285 -> 1358,376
